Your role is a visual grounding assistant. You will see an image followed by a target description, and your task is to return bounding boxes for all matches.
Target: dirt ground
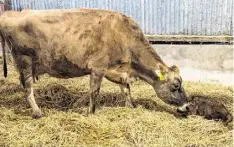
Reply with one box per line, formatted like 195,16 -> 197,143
0,59 -> 233,147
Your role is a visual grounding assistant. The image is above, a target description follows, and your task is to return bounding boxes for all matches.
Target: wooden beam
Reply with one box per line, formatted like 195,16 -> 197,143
145,35 -> 233,43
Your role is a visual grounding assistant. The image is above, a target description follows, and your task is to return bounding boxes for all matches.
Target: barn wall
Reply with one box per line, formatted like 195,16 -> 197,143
9,0 -> 234,36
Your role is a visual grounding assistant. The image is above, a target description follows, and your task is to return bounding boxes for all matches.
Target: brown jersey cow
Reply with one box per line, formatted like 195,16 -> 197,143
0,8 -> 187,118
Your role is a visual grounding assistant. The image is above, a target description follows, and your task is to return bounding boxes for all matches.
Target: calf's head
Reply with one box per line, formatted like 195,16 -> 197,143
153,65 -> 188,106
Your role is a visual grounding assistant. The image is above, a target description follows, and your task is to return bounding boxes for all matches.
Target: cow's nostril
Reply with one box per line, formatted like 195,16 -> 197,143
175,84 -> 179,89
186,106 -> 189,111
171,84 -> 180,92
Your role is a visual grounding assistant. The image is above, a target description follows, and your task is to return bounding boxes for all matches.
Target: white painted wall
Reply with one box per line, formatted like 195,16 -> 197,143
152,44 -> 233,86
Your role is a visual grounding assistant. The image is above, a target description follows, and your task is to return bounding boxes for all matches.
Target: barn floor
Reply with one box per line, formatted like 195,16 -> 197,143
0,59 -> 233,147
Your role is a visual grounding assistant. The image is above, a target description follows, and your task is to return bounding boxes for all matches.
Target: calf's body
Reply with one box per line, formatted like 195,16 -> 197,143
178,95 -> 232,125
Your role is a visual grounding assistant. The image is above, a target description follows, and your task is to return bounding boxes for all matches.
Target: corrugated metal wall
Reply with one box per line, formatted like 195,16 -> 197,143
9,0 -> 234,36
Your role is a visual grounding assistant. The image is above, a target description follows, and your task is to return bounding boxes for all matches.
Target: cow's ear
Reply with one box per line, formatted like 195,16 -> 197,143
170,65 -> 180,74
158,64 -> 168,74
155,64 -> 167,81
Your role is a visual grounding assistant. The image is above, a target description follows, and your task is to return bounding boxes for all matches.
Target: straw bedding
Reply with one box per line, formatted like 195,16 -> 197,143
0,59 -> 232,147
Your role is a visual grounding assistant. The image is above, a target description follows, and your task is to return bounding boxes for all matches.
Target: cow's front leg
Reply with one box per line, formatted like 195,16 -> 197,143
88,71 -> 104,114
24,73 -> 43,119
119,84 -> 134,108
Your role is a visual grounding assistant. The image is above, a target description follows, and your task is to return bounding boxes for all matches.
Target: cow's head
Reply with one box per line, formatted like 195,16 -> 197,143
153,65 -> 188,106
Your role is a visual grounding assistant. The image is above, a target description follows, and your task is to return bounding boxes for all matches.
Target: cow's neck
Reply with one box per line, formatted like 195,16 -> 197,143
131,44 -> 168,85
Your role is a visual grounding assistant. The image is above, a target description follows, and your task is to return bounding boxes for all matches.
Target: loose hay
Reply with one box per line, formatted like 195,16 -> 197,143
0,61 -> 233,146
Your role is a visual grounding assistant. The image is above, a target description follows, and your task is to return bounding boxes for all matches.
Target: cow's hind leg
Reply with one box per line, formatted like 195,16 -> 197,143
23,71 -> 43,119
88,71 -> 104,114
119,84 -> 134,108
17,56 -> 43,118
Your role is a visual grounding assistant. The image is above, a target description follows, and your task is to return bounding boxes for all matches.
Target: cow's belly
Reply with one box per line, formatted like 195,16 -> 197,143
41,57 -> 91,78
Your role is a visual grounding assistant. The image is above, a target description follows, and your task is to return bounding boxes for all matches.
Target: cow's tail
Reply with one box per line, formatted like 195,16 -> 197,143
0,31 -> 7,78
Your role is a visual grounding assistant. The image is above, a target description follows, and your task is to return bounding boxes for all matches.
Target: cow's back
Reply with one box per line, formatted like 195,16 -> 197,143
0,8 -> 148,75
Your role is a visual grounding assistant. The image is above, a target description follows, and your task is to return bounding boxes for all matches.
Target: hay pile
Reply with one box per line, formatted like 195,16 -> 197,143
0,60 -> 232,146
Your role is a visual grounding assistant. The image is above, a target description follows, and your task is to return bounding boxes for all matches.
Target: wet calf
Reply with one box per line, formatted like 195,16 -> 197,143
177,95 -> 232,125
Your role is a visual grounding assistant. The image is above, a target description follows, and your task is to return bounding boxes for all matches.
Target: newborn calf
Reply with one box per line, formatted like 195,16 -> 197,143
177,95 -> 232,125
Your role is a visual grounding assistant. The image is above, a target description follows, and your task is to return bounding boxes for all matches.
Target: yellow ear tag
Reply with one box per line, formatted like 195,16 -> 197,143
159,73 -> 165,81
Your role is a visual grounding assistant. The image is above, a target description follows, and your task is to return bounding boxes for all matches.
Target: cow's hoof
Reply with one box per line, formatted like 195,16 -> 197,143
87,107 -> 96,116
86,111 -> 94,117
32,111 -> 44,119
125,102 -> 134,108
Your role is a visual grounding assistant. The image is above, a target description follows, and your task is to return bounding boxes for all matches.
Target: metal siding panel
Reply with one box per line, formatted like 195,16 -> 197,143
158,0 -> 162,35
128,0 -> 132,17
8,0 -> 234,36
150,0 -> 153,34
203,0 -> 207,35
166,0 -> 170,35
204,0 -> 209,35
207,0 -> 212,35
156,0 -> 160,35
11,0 -> 14,10
193,0 -> 197,35
220,0 -> 225,35
173,0 -> 176,34
160,0 -> 163,35
231,0 -> 234,35
170,0 -> 174,35
174,0 -> 178,34
188,0 -> 191,35
210,0 -> 214,35
141,0 -> 144,33
152,0 -> 156,34
144,0 -> 148,34
174,0 -> 177,34
216,0 -> 220,35
180,0 -> 185,35
227,0 -> 232,35
186,0 -> 190,35
183,0 -> 188,35
123,0 -> 127,14
198,0 -> 202,35
188,0 -> 192,35
152,0 -> 155,35
162,0 -> 166,34
199,0 -> 204,35
148,0 -> 151,34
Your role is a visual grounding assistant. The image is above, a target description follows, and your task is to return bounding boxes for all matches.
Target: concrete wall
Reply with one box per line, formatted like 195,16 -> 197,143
152,44 -> 233,85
